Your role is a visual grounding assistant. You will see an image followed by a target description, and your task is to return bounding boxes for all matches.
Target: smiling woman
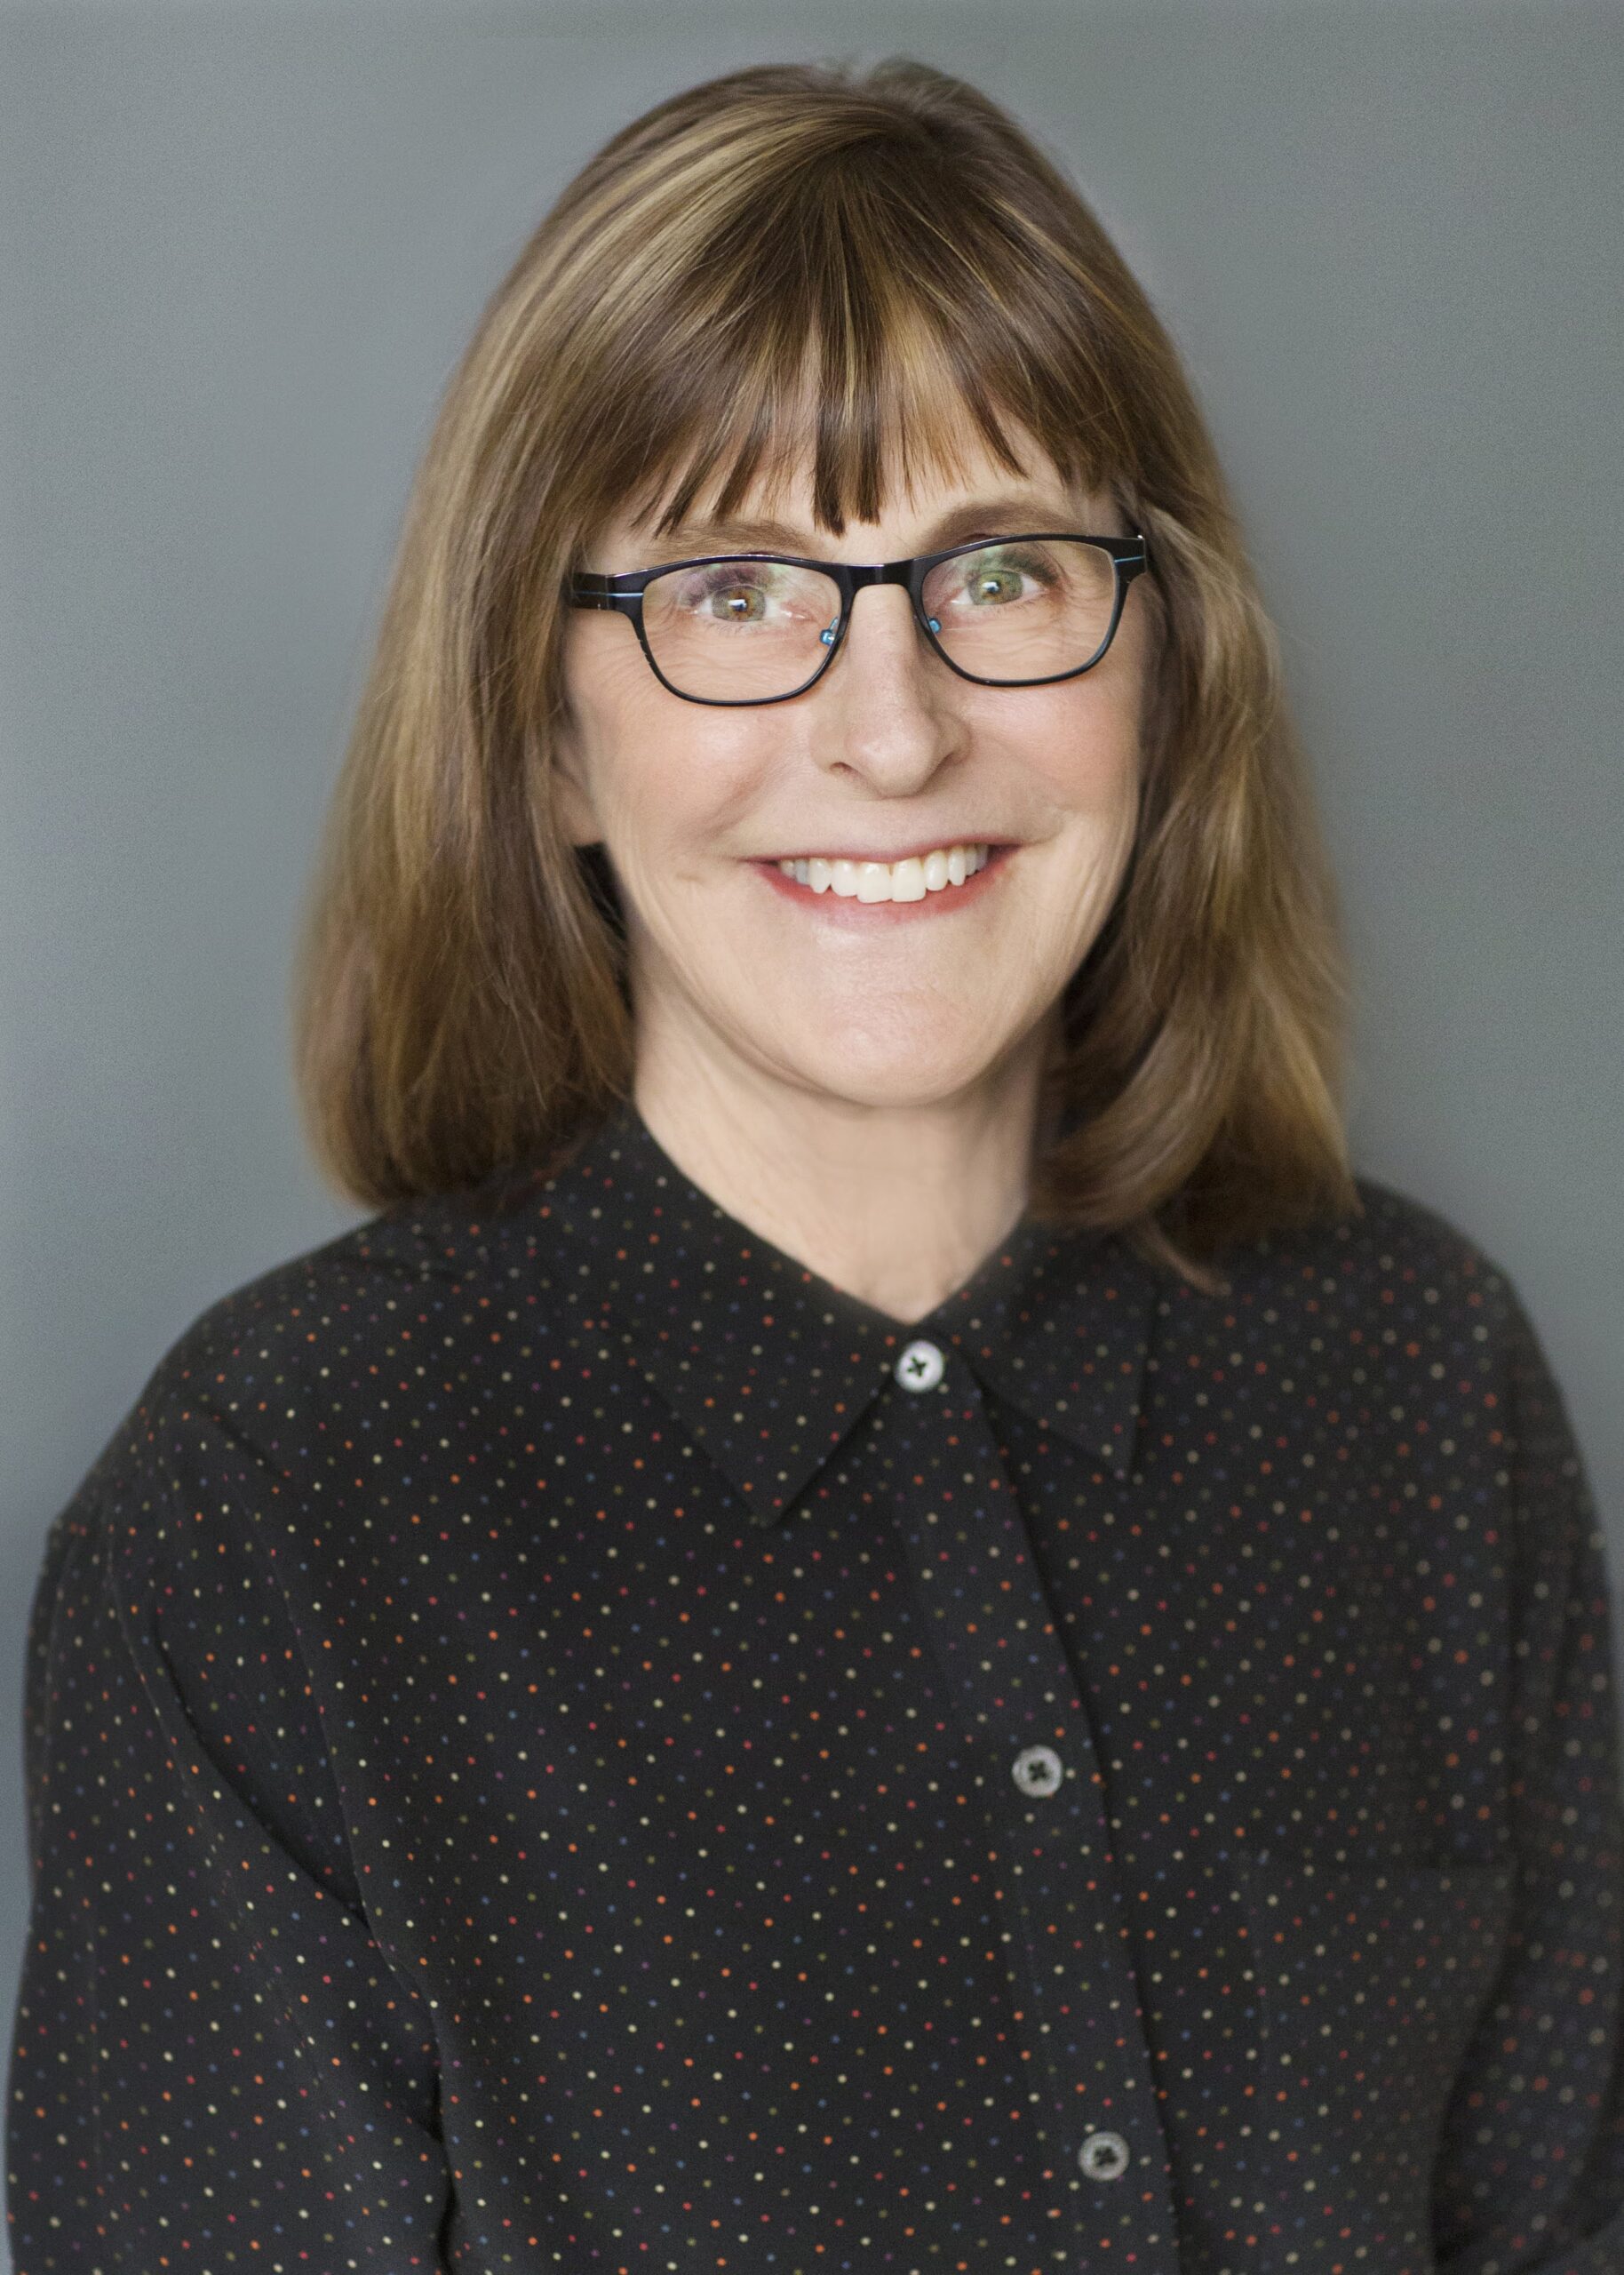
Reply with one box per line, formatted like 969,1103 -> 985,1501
283,55 -> 1356,1303
9,51 -> 1622,2275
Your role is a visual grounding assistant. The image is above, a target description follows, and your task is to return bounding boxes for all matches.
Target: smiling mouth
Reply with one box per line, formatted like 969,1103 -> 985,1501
753,841 -> 1015,908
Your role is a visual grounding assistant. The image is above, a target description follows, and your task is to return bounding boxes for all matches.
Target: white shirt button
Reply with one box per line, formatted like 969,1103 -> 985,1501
1078,2129 -> 1130,2180
894,1339 -> 945,1393
1012,1744 -> 1063,1798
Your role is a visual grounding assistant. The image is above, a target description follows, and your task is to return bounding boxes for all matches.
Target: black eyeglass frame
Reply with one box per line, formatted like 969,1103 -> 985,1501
566,531 -> 1152,706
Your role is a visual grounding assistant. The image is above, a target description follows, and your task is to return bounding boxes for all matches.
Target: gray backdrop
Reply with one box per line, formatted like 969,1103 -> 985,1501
3,5 -> 1620,2256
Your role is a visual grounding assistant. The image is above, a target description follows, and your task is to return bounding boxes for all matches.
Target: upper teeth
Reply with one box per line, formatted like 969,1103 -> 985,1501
776,842 -> 992,901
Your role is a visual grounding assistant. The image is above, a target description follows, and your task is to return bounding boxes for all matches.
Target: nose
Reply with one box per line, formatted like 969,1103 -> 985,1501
816,581 -> 959,784
837,578 -> 923,651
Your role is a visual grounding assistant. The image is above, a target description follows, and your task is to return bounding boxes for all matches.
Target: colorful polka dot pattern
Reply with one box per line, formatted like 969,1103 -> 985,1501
8,1093 -> 1624,2272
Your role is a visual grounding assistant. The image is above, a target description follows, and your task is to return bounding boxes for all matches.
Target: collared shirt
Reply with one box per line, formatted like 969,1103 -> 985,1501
8,1093 -> 1623,2275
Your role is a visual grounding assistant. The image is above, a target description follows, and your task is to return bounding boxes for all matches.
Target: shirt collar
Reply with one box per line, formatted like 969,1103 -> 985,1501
537,1095 -> 1164,1527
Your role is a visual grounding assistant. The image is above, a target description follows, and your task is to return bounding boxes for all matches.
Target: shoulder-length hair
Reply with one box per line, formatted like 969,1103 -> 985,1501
291,52 -> 1362,1294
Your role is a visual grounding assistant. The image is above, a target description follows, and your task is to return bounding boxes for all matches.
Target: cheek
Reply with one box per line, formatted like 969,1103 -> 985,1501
608,716 -> 781,866
1005,676 -> 1143,815
563,645 -> 701,834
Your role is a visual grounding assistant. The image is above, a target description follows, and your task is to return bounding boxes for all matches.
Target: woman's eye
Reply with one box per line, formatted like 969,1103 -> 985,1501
677,570 -> 777,616
958,548 -> 1046,604
701,577 -> 768,618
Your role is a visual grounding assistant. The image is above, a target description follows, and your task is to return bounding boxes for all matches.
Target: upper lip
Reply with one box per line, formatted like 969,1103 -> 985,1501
756,837 -> 1010,864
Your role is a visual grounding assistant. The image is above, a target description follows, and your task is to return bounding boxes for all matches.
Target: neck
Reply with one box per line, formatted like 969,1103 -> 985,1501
629,1013 -> 1061,1329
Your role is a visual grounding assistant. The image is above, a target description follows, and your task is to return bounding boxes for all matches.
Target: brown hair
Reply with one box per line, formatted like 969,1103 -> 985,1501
290,53 -> 1362,1292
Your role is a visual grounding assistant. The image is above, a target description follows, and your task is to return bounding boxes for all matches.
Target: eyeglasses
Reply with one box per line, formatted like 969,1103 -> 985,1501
566,531 -> 1151,706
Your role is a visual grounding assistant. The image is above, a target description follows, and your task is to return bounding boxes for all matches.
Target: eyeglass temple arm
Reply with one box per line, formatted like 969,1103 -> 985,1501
569,575 -> 641,612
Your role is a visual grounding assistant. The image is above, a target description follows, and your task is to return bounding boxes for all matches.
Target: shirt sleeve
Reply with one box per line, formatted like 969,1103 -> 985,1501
1433,1279 -> 1624,2273
4,1383 -> 451,2271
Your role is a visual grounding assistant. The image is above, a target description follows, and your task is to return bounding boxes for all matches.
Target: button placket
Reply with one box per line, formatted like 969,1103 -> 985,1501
876,1337 -> 1176,2260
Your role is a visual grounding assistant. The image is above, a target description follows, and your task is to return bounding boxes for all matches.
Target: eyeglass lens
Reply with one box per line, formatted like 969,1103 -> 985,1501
639,539 -> 1119,700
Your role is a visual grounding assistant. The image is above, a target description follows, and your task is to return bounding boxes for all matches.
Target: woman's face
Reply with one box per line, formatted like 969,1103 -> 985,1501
553,420 -> 1152,1120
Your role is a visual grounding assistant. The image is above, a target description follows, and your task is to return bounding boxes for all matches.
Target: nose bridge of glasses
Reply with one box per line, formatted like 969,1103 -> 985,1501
845,560 -> 915,593
835,557 -> 927,639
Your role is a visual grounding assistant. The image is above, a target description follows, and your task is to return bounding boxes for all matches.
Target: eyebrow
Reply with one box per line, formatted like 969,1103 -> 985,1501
646,497 -> 1089,559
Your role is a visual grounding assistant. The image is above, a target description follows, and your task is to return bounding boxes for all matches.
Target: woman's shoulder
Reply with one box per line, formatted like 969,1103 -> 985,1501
1193,1168 -> 1545,1379
79,1169 -> 556,1516
1212,1167 -> 1509,1284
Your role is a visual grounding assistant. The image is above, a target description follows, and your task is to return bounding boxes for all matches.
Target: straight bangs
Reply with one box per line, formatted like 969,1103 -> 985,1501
599,191 -> 1118,551
291,56 -> 1361,1291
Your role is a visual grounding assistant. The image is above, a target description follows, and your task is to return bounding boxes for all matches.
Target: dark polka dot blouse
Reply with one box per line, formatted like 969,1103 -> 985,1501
8,1095 -> 1624,2274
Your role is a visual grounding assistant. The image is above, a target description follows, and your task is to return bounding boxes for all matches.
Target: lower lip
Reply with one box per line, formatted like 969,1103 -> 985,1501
750,845 -> 1016,924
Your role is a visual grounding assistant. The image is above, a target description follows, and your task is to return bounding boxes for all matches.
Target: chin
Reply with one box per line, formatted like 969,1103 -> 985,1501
763,1052 -> 1007,1114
